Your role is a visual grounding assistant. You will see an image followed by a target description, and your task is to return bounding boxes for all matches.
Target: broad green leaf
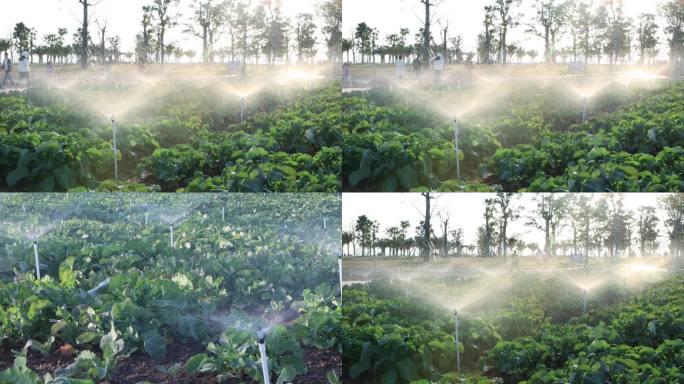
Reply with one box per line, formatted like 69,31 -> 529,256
143,329 -> 167,361
185,353 -> 209,374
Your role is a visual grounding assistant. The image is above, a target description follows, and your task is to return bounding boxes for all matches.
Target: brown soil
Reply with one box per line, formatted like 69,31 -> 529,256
0,342 -> 340,384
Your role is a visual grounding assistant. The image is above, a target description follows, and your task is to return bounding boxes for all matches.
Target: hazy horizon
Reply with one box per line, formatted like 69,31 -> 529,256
1,0 -> 326,58
343,193 -> 671,254
343,0 -> 666,59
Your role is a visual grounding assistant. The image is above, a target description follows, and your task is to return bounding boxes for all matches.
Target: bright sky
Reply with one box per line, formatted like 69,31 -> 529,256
1,0 -> 324,53
343,193 -> 671,251
343,0 -> 664,54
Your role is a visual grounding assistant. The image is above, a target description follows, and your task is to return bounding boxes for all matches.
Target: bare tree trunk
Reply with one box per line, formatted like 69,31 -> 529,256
422,192 -> 433,263
442,220 -> 449,258
422,0 -> 433,64
80,0 -> 90,69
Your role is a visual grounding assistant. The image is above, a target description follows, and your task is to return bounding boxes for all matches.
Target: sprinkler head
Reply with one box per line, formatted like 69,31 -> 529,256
110,116 -> 116,124
257,327 -> 266,343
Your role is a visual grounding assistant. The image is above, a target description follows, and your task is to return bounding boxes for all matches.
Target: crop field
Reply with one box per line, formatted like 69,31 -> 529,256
342,67 -> 684,192
0,193 -> 342,384
342,265 -> 684,383
341,192 -> 684,383
0,68 -> 341,193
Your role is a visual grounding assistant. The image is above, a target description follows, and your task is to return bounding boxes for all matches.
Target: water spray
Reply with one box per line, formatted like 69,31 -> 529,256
32,236 -> 41,279
111,116 -> 119,181
257,328 -> 271,384
240,96 -> 246,123
453,119 -> 461,180
87,278 -> 110,296
454,310 -> 461,373
581,97 -> 587,124
582,289 -> 588,316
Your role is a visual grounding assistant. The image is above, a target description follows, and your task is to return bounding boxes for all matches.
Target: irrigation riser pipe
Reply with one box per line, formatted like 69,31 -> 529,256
338,255 -> 343,302
33,240 -> 40,279
453,119 -> 461,180
170,224 -> 174,248
111,117 -> 119,181
454,310 -> 461,373
257,329 -> 271,384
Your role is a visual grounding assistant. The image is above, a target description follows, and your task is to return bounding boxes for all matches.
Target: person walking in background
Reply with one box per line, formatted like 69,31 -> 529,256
17,52 -> 30,88
433,54 -> 444,85
395,56 -> 406,81
343,62 -> 352,88
412,57 -> 422,72
46,61 -> 54,78
1,52 -> 14,89
464,56 -> 474,87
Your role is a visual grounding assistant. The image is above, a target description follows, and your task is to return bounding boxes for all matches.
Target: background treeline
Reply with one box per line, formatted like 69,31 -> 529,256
344,0 -> 683,67
0,0 -> 342,67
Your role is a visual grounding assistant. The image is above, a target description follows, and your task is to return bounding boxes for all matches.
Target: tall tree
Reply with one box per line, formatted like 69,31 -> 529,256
568,195 -> 593,262
318,0 -> 342,64
233,1 -> 252,75
108,36 -> 121,63
496,192 -> 517,258
478,5 -> 497,64
529,194 -> 567,257
185,0 -> 228,63
479,198 -> 498,257
637,206 -> 659,258
420,0 -> 443,63
451,228 -> 464,257
12,23 -> 36,58
137,6 -> 155,64
450,35 -> 464,63
295,13 -> 317,63
78,0 -> 99,69
421,193 -> 435,262
354,23 -> 373,63
0,39 -> 10,55
95,19 -> 107,64
342,38 -> 353,62
438,20 -> 449,62
150,0 -> 179,67
660,195 -> 684,259
342,231 -> 353,256
355,215 -> 376,258
660,0 -> 684,68
604,0 -> 632,65
527,0 -> 568,63
603,195 -> 631,263
493,0 -> 521,64
636,13 -> 659,64
438,212 -> 450,258
262,0 -> 289,65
